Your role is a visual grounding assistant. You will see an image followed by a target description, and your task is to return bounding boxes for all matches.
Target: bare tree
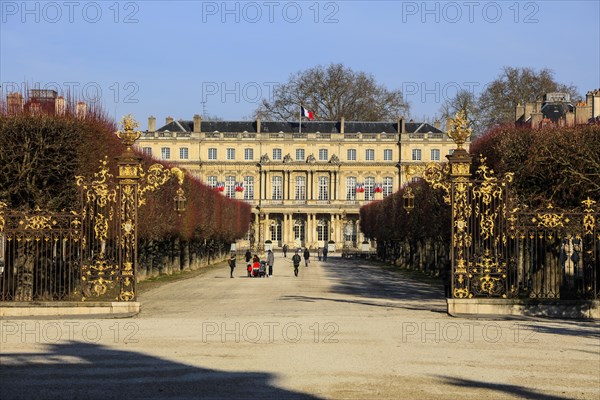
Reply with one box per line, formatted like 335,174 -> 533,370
255,63 -> 410,121
440,89 -> 480,132
478,66 -> 579,131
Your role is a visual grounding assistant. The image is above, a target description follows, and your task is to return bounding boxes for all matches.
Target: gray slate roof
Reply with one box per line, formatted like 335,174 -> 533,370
148,120 -> 443,136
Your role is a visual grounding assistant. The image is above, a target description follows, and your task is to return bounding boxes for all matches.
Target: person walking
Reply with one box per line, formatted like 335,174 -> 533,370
228,252 -> 236,278
292,251 -> 301,277
245,249 -> 252,263
283,244 -> 288,258
323,245 -> 328,262
303,248 -> 310,267
266,249 -> 274,277
317,247 -> 322,261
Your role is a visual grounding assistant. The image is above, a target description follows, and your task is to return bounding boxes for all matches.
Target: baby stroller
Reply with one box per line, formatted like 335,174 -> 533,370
258,261 -> 267,278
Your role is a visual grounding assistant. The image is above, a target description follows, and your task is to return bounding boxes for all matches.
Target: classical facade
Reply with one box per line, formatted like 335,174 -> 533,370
136,115 -> 460,251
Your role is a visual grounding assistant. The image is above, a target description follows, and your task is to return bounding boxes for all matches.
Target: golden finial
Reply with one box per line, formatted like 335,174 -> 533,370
447,110 -> 473,150
116,114 -> 141,151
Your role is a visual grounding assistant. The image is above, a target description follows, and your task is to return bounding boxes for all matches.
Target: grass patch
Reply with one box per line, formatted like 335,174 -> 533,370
137,260 -> 227,294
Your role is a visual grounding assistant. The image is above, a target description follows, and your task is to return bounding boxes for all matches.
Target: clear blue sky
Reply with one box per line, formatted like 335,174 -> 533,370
1,0 -> 599,129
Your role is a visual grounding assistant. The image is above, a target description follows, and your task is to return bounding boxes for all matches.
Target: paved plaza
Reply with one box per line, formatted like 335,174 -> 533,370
1,255 -> 599,399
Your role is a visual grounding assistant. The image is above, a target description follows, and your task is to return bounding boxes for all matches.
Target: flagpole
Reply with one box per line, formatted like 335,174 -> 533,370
299,103 -> 302,134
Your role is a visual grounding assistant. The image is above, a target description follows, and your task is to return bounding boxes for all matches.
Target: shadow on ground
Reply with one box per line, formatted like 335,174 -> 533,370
322,257 -> 444,302
0,341 -> 324,400
435,375 -> 578,400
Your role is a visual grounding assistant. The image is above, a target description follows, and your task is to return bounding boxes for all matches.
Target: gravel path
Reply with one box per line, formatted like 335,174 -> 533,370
1,254 -> 599,399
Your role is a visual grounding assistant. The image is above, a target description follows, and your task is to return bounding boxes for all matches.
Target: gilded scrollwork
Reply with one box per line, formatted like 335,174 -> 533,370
533,204 -> 565,228
582,197 -> 597,236
422,162 -> 451,204
0,201 -> 7,233
81,255 -> 119,300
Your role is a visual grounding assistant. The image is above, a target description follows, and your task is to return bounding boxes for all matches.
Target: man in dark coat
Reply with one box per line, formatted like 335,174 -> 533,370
303,248 -> 310,267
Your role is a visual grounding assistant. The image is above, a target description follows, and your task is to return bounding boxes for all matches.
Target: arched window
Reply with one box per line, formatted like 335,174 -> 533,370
295,176 -> 306,200
244,176 -> 254,200
365,177 -> 375,201
382,177 -> 393,197
346,176 -> 357,200
317,218 -> 329,242
272,176 -> 282,200
318,176 -> 329,200
225,176 -> 236,198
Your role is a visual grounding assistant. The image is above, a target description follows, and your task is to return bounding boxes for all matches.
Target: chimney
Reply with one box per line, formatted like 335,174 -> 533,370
256,113 -> 261,134
434,119 -> 440,130
193,114 -> 201,133
76,102 -> 87,119
340,116 -> 345,133
445,116 -> 452,132
166,116 -> 173,125
515,102 -> 525,122
148,115 -> 156,132
7,92 -> 24,114
398,117 -> 405,133
55,96 -> 66,116
593,89 -> 600,119
524,102 -> 534,121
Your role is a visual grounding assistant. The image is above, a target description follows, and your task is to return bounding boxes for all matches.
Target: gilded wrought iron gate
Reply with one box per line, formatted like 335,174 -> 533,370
421,111 -> 599,300
0,204 -> 82,301
0,115 -> 185,302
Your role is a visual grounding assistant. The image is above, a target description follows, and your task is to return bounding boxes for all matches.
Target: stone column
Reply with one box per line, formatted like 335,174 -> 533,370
264,213 -> 270,245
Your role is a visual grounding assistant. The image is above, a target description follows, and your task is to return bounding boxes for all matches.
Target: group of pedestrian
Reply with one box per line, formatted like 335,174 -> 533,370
229,246 -> 317,278
317,246 -> 329,261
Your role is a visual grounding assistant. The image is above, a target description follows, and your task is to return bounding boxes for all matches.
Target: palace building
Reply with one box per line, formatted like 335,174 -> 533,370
136,115 -> 461,251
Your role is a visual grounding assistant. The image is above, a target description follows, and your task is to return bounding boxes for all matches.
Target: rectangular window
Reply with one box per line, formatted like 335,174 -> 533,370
244,148 -> 254,161
431,149 -> 440,161
296,148 -> 305,161
272,176 -> 283,200
383,149 -> 393,161
383,177 -> 393,197
273,148 -> 282,161
347,149 -> 356,161
225,176 -> 236,198
244,176 -> 254,200
161,147 -> 170,160
319,148 -> 328,161
295,176 -> 306,200
207,176 -> 217,188
208,148 -> 217,160
365,149 -> 375,161
226,148 -> 235,160
365,177 -> 375,201
180,147 -> 189,160
346,177 -> 357,200
142,147 -> 152,156
412,149 -> 422,161
318,176 -> 329,200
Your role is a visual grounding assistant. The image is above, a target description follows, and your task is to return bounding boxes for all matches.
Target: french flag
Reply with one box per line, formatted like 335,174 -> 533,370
301,105 -> 314,120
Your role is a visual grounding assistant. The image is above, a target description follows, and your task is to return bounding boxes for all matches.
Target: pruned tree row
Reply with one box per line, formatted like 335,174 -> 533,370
0,104 -> 251,279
